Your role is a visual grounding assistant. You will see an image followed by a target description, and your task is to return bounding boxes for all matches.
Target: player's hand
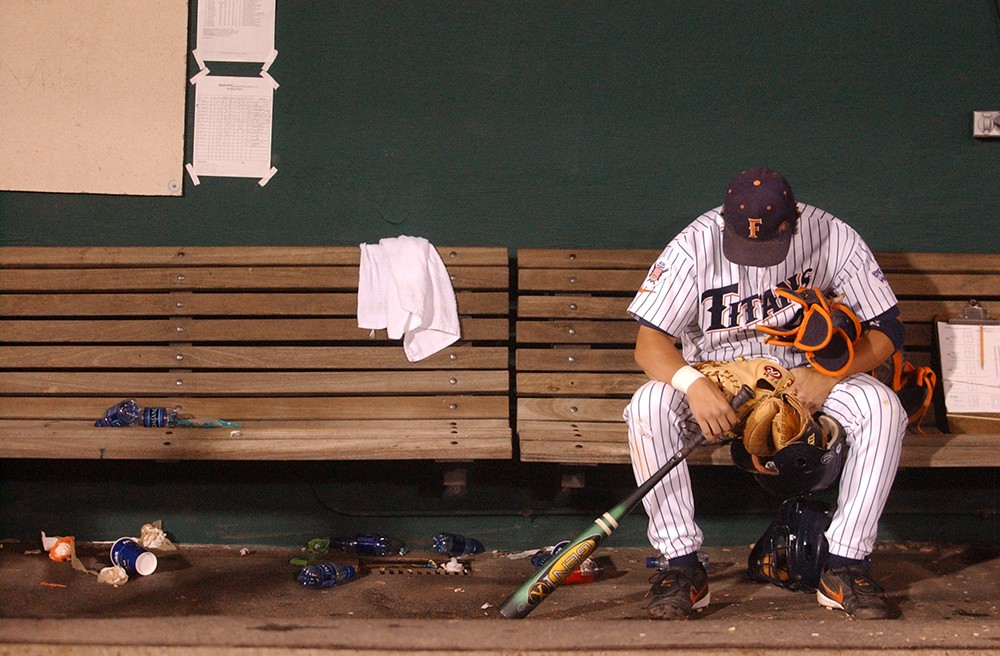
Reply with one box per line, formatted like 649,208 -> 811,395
685,377 -> 739,442
787,366 -> 838,414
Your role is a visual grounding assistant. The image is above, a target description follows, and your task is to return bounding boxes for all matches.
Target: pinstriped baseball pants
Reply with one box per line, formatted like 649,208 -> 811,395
623,373 -> 907,561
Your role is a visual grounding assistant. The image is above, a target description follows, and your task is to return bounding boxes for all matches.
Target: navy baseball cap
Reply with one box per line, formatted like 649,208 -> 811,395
722,167 -> 798,267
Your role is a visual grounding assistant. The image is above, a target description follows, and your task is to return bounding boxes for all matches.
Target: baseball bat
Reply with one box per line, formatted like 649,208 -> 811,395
498,383 -> 754,619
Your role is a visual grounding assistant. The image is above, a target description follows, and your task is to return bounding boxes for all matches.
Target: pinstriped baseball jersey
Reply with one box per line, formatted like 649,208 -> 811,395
627,203 -> 897,363
624,199 -> 907,571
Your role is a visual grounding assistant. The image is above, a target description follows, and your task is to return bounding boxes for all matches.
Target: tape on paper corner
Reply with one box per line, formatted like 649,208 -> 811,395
258,167 -> 278,187
189,67 -> 210,85
185,163 -> 201,186
261,70 -> 279,89
192,48 -> 207,72
262,49 -> 278,72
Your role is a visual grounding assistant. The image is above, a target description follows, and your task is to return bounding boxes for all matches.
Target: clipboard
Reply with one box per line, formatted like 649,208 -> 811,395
935,300 -> 1000,434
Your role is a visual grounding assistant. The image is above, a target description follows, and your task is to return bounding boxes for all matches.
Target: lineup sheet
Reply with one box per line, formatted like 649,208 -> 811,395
936,322 -> 1000,413
195,0 -> 276,65
190,75 -> 274,180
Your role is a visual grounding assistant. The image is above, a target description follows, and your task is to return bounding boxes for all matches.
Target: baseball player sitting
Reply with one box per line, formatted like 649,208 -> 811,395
625,167 -> 906,620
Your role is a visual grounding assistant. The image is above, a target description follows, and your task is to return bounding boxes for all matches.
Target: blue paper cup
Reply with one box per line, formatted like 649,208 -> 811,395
110,537 -> 157,576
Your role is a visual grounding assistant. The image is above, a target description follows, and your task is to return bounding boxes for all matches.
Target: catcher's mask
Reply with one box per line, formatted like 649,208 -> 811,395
747,497 -> 833,591
731,414 -> 846,498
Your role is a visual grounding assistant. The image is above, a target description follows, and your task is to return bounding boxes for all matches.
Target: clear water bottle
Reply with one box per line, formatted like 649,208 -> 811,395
329,533 -> 407,556
431,532 -> 484,557
296,562 -> 357,589
646,551 -> 710,573
95,399 -> 142,427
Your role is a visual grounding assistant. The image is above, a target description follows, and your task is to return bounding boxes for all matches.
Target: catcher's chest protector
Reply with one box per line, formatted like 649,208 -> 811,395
748,497 -> 833,591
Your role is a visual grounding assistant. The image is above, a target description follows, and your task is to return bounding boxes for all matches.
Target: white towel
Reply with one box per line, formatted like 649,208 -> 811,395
358,236 -> 461,362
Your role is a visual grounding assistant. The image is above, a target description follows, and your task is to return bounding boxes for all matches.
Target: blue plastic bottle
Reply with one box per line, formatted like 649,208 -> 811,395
141,407 -> 177,427
296,562 -> 357,589
95,399 -> 142,427
431,532 -> 484,557
329,533 -> 407,556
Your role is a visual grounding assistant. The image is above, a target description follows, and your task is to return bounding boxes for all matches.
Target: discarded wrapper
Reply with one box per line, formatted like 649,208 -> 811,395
45,535 -> 75,562
97,565 -> 129,586
139,522 -> 177,551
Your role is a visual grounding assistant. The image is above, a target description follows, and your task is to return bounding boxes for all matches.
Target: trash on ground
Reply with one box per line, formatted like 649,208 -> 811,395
297,562 -> 356,589
431,532 -> 484,557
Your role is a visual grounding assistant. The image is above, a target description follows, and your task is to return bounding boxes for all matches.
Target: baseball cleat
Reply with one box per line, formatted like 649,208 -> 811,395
817,564 -> 893,619
645,562 -> 710,620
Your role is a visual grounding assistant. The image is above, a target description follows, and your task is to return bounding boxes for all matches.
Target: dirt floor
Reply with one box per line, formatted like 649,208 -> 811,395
0,539 -> 998,655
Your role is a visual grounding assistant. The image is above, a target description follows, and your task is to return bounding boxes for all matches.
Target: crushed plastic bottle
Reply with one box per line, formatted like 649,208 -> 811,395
328,533 -> 407,557
95,399 -> 142,427
431,532 -> 484,557
296,562 -> 357,589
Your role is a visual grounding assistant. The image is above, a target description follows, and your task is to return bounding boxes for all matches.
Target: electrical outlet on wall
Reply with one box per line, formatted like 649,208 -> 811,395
973,111 -> 1000,138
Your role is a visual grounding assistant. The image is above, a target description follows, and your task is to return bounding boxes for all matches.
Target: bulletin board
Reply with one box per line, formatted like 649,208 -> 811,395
0,0 -> 188,196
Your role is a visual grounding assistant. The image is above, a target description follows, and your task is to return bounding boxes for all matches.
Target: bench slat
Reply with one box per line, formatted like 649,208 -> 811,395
0,371 -> 510,395
517,427 -> 1000,468
516,320 -> 637,344
0,345 -> 509,369
0,317 -> 509,342
0,266 -> 509,292
0,291 -> 509,317
0,246 -> 510,268
516,348 -> 638,371
0,423 -> 513,460
0,396 -> 508,420
518,398 -> 629,421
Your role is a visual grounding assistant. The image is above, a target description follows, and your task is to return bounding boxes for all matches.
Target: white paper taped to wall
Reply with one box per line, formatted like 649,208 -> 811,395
194,0 -> 277,67
188,74 -> 276,183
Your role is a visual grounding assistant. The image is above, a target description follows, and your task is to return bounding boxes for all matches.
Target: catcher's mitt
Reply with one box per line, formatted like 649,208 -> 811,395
693,358 -> 825,458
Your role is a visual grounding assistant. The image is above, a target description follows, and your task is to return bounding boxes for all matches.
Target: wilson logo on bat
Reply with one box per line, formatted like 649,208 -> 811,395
526,536 -> 600,605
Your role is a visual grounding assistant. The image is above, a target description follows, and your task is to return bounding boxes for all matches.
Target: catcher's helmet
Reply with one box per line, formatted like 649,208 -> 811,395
731,414 -> 846,498
748,497 -> 833,591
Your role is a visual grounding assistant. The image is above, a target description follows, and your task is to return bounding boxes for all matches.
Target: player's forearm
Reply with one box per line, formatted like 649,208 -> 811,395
833,330 -> 895,381
634,325 -> 688,383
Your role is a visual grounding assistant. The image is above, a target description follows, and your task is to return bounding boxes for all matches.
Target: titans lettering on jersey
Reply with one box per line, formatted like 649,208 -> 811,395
702,270 -> 812,331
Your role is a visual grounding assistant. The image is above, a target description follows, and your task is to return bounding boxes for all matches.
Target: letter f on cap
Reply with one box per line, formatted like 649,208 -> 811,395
747,218 -> 763,238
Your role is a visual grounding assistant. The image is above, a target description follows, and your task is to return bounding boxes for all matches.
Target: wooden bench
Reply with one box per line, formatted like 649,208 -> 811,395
515,249 -> 1000,468
0,246 -> 512,463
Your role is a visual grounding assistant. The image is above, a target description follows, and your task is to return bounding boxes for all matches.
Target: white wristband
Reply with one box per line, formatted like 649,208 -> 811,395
670,365 -> 706,394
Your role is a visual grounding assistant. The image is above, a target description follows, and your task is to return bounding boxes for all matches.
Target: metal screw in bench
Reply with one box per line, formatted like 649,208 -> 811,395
568,303 -> 577,311
449,377 -> 457,385
567,327 -> 576,335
